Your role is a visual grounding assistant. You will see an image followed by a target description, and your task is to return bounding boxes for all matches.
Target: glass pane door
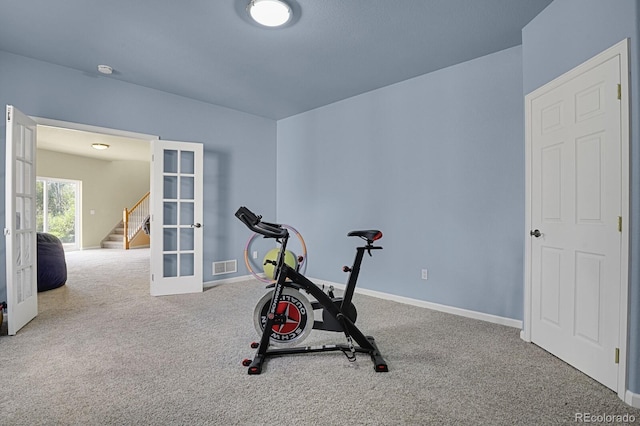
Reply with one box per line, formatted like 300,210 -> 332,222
36,177 -> 80,250
161,149 -> 196,278
150,140 -> 203,296
5,105 -> 38,335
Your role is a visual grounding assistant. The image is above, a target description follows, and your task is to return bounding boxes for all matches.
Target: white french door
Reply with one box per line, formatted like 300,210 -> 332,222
5,105 -> 38,335
150,140 -> 203,296
525,40 -> 629,395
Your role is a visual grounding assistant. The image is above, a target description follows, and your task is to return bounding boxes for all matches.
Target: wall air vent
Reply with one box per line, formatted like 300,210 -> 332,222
213,260 -> 237,275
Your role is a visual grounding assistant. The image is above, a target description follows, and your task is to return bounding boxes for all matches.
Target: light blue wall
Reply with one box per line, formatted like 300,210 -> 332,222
522,0 -> 640,397
0,51 -> 278,303
5,0 -> 637,396
277,46 -> 525,320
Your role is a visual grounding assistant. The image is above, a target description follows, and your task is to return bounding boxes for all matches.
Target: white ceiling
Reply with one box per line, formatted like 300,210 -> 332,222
0,0 -> 553,121
37,126 -> 150,162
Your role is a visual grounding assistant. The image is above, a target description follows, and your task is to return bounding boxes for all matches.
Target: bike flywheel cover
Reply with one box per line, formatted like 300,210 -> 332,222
253,288 -> 314,347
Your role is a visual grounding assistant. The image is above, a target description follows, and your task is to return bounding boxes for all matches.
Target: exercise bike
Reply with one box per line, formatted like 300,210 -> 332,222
235,206 -> 389,375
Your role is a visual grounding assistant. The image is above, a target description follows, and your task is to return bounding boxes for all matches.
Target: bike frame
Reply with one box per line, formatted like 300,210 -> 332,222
246,232 -> 387,374
235,205 -> 387,375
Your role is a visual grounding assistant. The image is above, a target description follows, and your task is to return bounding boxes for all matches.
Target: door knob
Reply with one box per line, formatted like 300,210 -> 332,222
191,223 -> 202,228
530,229 -> 541,238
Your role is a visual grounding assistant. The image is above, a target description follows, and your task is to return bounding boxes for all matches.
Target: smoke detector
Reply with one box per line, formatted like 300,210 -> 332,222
97,65 -> 113,75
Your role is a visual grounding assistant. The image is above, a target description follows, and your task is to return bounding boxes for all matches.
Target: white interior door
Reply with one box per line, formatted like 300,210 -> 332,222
526,44 -> 627,392
5,105 -> 38,335
150,140 -> 203,296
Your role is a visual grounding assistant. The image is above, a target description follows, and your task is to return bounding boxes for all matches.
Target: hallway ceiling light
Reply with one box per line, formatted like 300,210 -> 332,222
247,0 -> 291,27
91,143 -> 110,150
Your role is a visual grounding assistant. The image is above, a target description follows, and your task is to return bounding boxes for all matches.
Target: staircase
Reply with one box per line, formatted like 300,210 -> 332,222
100,192 -> 150,249
101,221 -> 125,249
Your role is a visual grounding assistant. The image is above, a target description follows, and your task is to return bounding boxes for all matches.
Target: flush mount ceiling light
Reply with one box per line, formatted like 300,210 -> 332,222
247,0 -> 291,27
97,64 -> 113,75
91,143 -> 110,150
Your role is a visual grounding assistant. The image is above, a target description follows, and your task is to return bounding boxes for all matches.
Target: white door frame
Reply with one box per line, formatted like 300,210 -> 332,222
522,39 -> 630,401
32,117 -> 159,142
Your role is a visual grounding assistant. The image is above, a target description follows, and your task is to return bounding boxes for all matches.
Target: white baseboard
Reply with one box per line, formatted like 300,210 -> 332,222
310,278 -> 523,329
203,274 -> 521,328
202,274 -> 522,328
626,389 -> 640,409
204,274 -> 256,288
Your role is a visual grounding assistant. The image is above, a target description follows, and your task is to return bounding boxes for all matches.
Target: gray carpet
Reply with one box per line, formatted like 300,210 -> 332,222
1,248 -> 638,425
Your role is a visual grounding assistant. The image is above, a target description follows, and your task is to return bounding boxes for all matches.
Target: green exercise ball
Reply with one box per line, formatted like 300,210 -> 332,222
263,248 -> 297,279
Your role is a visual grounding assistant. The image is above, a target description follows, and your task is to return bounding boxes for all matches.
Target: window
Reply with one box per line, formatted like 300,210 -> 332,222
36,177 -> 81,250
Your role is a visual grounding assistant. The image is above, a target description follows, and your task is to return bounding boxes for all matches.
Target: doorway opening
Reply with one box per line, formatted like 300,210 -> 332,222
33,118 -> 156,299
35,118 -> 155,251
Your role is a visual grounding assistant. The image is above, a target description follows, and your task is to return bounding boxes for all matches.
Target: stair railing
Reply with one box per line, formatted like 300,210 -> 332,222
123,192 -> 150,249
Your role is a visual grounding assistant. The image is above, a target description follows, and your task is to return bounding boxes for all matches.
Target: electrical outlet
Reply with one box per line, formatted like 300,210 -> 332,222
253,251 -> 258,259
421,269 -> 428,280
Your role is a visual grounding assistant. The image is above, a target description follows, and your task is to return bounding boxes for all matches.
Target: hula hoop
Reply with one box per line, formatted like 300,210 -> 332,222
243,224 -> 308,283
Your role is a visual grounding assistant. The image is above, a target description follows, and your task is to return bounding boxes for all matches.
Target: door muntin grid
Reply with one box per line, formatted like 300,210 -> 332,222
162,149 -> 196,278
14,125 -> 36,304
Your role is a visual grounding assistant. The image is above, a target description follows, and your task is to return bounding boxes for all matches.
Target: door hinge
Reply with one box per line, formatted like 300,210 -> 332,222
618,216 -> 622,233
615,347 -> 620,364
6,108 -> 11,122
617,84 -> 622,100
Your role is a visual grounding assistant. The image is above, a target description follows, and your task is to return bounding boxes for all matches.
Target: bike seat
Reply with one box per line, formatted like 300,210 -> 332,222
347,230 -> 382,243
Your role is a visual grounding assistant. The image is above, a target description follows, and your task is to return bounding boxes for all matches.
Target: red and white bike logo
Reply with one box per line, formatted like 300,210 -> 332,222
260,293 -> 309,343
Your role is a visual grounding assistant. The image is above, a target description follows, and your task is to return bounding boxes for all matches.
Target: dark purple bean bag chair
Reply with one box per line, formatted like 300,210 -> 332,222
37,233 -> 67,292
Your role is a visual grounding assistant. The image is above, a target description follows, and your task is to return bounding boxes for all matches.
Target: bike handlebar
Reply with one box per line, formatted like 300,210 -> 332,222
235,206 -> 289,239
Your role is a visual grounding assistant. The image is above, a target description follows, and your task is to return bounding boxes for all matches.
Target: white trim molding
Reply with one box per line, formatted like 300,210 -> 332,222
210,273 -> 523,327
204,274 -> 257,288
32,116 -> 159,141
311,278 -> 523,329
625,390 -> 640,409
